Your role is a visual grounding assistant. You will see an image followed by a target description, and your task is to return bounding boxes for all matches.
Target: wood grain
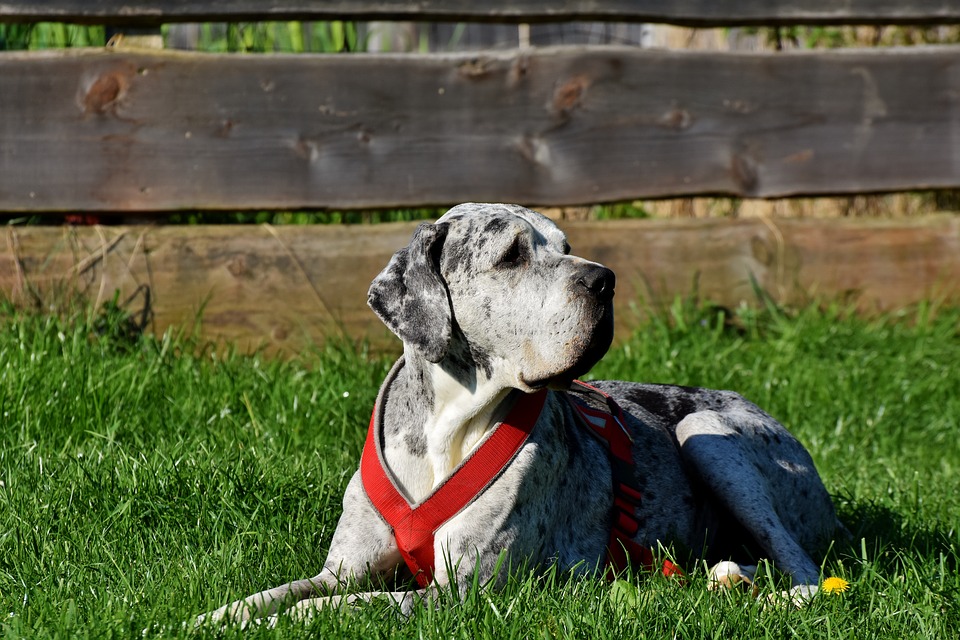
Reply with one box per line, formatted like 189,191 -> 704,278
3,216 -> 958,356
2,1 -> 958,26
2,46 -> 959,212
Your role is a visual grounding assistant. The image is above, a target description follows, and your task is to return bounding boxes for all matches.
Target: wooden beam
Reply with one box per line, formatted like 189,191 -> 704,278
2,46 -> 959,212
1,1 -> 959,26
2,216 -> 958,356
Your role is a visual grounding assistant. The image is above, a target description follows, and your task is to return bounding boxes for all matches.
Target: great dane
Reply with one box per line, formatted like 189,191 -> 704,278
199,203 -> 837,625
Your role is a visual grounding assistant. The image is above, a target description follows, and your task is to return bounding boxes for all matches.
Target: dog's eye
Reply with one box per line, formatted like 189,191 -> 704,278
497,237 -> 526,268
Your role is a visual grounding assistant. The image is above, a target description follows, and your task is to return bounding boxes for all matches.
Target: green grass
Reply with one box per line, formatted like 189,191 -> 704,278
1,301 -> 958,638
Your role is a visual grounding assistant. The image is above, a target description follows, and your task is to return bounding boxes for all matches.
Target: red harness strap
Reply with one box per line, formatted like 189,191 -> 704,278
361,382 -> 681,587
361,389 -> 547,587
568,380 -> 682,579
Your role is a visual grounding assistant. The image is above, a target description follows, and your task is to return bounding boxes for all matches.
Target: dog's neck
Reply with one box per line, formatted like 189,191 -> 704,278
428,357 -> 512,479
385,346 -> 513,500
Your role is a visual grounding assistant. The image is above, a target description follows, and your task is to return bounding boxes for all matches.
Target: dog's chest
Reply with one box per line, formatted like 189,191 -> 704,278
378,386 -> 699,571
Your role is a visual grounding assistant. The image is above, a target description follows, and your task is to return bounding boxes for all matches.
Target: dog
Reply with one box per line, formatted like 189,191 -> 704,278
198,203 -> 838,625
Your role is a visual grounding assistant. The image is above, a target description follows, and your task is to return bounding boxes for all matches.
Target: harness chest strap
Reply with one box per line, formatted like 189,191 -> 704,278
360,389 -> 547,588
361,382 -> 681,587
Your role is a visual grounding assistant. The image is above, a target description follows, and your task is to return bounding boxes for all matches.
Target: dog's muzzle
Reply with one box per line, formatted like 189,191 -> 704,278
535,264 -> 615,388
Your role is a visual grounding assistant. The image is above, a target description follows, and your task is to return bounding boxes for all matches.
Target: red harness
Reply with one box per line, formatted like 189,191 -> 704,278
360,380 -> 680,587
566,381 -> 682,579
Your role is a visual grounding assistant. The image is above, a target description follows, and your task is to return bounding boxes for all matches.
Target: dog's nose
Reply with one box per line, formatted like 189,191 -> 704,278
577,265 -> 616,302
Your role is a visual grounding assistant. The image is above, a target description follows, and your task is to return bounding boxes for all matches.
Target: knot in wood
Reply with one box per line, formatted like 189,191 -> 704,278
552,75 -> 590,116
227,256 -> 249,278
659,108 -> 693,130
457,57 -> 493,79
751,236 -> 774,266
731,153 -> 759,195
83,72 -> 127,115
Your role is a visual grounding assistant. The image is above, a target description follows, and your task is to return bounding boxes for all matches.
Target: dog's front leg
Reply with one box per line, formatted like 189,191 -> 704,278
195,573 -> 338,626
282,587 -> 433,623
197,472 -> 404,626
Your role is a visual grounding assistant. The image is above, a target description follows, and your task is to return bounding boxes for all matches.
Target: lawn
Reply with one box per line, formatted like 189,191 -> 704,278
0,301 -> 957,638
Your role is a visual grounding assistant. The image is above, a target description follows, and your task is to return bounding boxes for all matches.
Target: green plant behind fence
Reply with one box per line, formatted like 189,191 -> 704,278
0,21 -> 359,53
0,22 -> 105,50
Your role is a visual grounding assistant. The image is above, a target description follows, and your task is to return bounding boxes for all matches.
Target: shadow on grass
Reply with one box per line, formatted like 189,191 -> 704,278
834,498 -> 958,572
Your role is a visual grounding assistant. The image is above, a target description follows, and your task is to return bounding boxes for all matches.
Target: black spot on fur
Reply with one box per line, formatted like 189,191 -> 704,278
625,387 -> 697,422
469,342 -> 494,379
443,240 -> 474,275
484,217 -> 509,236
405,432 -> 426,457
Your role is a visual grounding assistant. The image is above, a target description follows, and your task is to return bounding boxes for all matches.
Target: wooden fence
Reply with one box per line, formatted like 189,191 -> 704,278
3,2 -> 959,27
3,4 -> 960,210
4,44 -> 960,211
2,2 -> 959,353
5,216 -> 958,354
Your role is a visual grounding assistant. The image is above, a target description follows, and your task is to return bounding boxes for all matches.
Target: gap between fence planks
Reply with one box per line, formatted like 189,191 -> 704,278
2,45 -> 960,212
1,0 -> 958,26
2,216 -> 958,356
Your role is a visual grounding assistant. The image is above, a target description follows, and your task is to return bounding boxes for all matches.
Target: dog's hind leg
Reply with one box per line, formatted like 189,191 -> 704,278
675,410 -> 829,601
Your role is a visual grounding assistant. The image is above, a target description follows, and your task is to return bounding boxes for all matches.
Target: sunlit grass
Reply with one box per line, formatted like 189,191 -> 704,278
0,302 -> 958,638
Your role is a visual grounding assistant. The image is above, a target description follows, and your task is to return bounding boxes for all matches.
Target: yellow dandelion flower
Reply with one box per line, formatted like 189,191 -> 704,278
822,576 -> 850,594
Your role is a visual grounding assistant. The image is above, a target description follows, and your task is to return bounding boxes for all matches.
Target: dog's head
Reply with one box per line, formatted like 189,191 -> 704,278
368,203 -> 615,391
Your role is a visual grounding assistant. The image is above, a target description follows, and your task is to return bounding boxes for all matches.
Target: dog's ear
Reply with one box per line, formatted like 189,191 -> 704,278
368,222 -> 452,362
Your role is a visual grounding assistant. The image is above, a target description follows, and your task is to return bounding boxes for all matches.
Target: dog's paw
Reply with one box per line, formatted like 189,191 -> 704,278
707,561 -> 758,595
192,612 -> 215,629
192,614 -> 257,632
767,583 -> 820,607
193,604 -> 254,629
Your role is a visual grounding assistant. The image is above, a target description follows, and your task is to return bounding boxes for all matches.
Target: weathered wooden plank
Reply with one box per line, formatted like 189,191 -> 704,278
1,222 -> 415,353
1,46 -> 959,212
3,216 -> 958,355
586,215 -> 960,316
1,0 -> 959,26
